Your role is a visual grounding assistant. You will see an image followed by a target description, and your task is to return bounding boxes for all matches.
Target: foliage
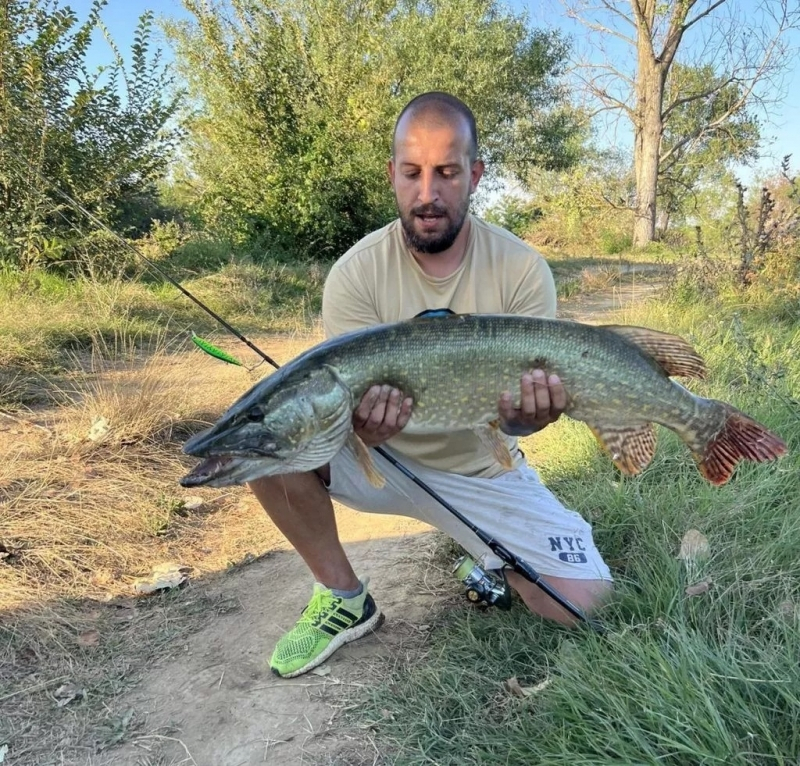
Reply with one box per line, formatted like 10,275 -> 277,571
0,0 -> 183,271
658,64 -> 761,230
482,194 -> 542,240
164,0 -> 583,259
520,148 -> 635,253
732,158 -> 800,288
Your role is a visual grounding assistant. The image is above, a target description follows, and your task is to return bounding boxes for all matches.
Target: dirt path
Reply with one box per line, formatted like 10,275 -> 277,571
88,276 -> 662,766
95,513 -> 442,766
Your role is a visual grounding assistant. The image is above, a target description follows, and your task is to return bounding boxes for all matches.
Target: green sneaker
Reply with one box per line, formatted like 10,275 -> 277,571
270,578 -> 384,678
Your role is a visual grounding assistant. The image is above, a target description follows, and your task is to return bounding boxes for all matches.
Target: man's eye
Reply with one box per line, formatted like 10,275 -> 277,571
404,172 -> 419,179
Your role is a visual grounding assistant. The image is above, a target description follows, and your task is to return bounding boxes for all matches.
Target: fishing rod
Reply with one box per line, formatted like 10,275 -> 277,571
5,154 -> 279,371
10,155 -> 603,633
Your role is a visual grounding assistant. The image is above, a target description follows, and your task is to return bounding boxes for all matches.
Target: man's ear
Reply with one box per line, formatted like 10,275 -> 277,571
387,158 -> 396,188
470,159 -> 485,193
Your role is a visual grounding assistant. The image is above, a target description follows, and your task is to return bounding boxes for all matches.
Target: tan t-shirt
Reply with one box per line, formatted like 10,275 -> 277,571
322,214 -> 557,478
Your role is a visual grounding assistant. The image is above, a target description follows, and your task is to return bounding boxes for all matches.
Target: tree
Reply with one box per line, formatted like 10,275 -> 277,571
562,0 -> 799,246
658,63 -> 761,231
0,0 -> 182,270
164,0 -> 584,259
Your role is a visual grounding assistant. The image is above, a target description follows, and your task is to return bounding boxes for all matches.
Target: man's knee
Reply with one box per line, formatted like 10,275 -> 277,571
508,572 -> 613,625
247,468 -> 331,511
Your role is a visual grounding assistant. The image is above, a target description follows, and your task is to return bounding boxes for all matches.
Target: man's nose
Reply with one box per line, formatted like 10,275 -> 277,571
417,170 -> 440,205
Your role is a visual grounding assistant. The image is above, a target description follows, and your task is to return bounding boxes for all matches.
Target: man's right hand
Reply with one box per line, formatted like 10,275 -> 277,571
353,385 -> 413,447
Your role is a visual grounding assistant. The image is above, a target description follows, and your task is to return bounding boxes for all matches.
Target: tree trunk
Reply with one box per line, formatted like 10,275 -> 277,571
632,45 -> 665,247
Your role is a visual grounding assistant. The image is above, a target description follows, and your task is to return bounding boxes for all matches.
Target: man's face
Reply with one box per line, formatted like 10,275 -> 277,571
389,116 -> 484,254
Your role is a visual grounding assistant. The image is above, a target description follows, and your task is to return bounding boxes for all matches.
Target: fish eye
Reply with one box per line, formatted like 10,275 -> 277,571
246,405 -> 265,422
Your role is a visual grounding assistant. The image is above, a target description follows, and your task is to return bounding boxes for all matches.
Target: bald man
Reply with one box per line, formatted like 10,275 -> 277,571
251,92 -> 613,679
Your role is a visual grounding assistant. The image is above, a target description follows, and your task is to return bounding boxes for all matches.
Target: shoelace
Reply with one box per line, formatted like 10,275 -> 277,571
301,591 -> 343,627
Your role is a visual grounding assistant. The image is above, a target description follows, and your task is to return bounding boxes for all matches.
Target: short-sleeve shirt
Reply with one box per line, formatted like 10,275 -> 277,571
322,213 -> 557,478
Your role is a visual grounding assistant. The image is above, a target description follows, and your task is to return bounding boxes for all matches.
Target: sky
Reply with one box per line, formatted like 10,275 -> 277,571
70,0 -> 798,185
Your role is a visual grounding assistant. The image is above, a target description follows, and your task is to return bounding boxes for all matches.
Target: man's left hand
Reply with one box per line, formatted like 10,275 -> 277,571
498,370 -> 567,436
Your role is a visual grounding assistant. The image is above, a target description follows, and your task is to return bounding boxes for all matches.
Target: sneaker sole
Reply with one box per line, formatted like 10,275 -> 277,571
271,608 -> 386,679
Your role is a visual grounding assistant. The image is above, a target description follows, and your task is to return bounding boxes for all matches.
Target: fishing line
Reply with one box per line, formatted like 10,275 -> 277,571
4,152 -> 279,370
7,152 -> 602,632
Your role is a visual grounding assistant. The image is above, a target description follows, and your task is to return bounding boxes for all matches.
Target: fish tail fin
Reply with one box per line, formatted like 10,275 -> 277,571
695,403 -> 787,485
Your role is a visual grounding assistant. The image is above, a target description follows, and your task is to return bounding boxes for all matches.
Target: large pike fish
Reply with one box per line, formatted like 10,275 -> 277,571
180,313 -> 786,488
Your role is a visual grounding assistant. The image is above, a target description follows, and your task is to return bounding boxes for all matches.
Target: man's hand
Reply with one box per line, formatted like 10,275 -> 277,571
498,370 -> 567,436
353,385 -> 414,447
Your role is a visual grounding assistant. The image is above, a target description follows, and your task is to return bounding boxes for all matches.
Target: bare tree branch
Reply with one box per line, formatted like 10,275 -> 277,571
662,75 -> 735,119
683,0 -> 730,32
601,191 -> 633,210
599,0 -> 638,29
574,61 -> 636,86
572,70 -> 636,117
563,8 -> 638,45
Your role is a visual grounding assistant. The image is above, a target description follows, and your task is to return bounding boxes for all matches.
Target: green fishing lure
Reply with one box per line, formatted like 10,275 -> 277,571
191,333 -> 244,366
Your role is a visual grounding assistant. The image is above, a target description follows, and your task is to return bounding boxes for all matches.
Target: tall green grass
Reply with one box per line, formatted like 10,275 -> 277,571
357,288 -> 800,765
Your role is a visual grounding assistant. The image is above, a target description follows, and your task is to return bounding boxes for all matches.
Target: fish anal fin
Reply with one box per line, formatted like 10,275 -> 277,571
694,406 -> 787,485
601,325 -> 707,380
474,421 -> 515,470
347,433 -> 386,488
588,422 -> 657,476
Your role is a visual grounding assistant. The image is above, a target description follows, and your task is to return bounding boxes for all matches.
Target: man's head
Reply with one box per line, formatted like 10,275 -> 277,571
389,92 -> 484,255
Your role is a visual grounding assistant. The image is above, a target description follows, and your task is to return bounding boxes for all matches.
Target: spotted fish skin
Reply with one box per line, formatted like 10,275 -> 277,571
180,313 -> 787,487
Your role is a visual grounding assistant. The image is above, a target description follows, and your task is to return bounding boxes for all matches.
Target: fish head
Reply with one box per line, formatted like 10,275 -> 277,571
180,365 -> 354,487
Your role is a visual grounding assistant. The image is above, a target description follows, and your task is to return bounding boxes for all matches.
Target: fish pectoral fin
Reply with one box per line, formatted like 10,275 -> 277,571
474,421 -> 515,470
347,433 -> 386,488
588,421 -> 657,476
600,325 -> 707,380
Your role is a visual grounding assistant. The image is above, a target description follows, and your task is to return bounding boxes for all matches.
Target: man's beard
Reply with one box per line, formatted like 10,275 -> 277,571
399,195 -> 471,254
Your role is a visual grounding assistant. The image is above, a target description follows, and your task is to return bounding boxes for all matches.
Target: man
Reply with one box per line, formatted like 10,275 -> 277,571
250,92 -> 613,679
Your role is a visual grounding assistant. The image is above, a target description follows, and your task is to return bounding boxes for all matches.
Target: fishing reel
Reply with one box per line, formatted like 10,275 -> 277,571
452,555 -> 512,610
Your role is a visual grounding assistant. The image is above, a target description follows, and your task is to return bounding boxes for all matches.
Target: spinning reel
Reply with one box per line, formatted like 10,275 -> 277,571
452,554 -> 513,610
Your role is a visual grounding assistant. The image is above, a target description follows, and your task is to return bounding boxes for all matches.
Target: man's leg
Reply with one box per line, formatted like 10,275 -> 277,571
248,470 -> 359,592
322,447 -> 616,626
248,470 -> 382,679
506,572 -> 612,626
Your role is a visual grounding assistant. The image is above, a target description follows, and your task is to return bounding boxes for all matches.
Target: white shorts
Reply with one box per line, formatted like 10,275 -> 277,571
327,445 -> 612,581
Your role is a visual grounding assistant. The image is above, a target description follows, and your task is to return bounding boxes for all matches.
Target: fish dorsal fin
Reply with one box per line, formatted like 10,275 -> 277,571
413,308 -> 457,319
588,421 -> 657,476
601,325 -> 707,379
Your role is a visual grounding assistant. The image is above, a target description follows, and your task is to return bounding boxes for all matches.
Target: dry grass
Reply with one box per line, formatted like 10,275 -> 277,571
53,329 -> 202,449
578,263 -> 624,293
0,326 -> 324,763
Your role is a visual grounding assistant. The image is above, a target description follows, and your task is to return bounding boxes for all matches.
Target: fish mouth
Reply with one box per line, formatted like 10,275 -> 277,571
180,455 -> 240,487
183,428 -> 277,459
179,454 -> 289,488
183,427 -> 218,456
